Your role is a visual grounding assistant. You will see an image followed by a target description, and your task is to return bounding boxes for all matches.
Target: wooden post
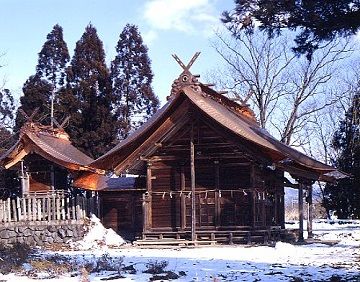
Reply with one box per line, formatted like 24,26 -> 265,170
250,165 -> 256,228
180,165 -> 186,230
6,198 -> 11,222
190,124 -> 196,242
12,199 -> 17,222
298,182 -> 304,242
143,162 -> 153,233
71,197 -> 76,220
280,192 -> 285,229
37,198 -> 42,221
274,193 -> 278,225
0,200 -> 3,222
142,193 -> 147,235
76,196 -> 81,220
214,161 -> 220,228
50,165 -> 55,191
61,196 -> 65,220
27,197 -> 32,221
307,184 -> 313,239
17,197 -> 21,221
32,197 -> 36,221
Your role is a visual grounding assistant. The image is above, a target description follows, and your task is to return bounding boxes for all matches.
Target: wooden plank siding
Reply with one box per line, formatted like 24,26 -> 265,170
101,106 -> 285,242
100,191 -> 143,240
142,112 -> 284,235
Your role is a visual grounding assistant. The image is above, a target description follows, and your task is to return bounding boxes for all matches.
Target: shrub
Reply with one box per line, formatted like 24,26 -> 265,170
0,242 -> 33,274
143,260 -> 168,275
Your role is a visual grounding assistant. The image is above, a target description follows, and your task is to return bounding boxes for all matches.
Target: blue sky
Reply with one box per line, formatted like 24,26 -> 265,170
0,0 -> 234,104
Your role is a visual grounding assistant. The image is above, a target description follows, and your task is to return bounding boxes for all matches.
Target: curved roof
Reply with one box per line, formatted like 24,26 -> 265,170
0,123 -> 103,174
91,81 -> 345,182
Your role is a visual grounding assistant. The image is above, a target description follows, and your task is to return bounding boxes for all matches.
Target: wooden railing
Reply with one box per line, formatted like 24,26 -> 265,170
0,191 -> 99,223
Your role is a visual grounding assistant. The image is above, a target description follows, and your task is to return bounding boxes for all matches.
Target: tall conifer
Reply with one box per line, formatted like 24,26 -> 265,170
62,24 -> 117,158
15,24 -> 69,129
111,24 -> 159,139
324,92 -> 360,218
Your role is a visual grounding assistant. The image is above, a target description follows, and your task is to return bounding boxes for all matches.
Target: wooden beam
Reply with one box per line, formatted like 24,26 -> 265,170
114,100 -> 191,174
283,177 -> 300,189
190,123 -> 196,241
4,148 -> 29,169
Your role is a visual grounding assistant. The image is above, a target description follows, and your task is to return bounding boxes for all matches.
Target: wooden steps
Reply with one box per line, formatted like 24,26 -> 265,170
135,227 -> 284,246
133,239 -> 216,247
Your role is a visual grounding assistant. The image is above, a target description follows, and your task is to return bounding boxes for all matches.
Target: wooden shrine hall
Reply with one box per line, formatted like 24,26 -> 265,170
80,53 -> 347,245
0,121 -> 104,194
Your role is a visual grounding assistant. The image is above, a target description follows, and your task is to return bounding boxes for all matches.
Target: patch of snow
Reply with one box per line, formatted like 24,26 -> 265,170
70,214 -> 126,250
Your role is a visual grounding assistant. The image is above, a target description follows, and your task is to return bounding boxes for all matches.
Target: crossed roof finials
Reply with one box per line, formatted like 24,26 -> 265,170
171,52 -> 201,97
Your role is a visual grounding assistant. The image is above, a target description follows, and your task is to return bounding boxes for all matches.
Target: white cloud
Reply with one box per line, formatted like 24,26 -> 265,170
143,0 -> 219,36
142,29 -> 158,45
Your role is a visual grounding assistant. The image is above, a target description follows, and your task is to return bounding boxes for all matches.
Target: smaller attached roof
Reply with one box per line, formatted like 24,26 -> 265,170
0,122 -> 104,174
73,172 -> 145,191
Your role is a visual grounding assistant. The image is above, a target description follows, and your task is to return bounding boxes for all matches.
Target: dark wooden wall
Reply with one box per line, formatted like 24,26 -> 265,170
20,155 -> 70,193
142,111 -> 285,232
100,190 -> 143,240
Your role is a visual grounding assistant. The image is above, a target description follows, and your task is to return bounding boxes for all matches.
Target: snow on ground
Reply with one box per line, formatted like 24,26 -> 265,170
0,220 -> 359,281
70,215 -> 126,250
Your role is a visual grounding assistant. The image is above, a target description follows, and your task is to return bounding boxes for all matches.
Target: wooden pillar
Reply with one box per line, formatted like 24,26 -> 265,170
250,165 -> 256,228
50,165 -> 55,191
298,182 -> 304,242
280,192 -> 285,229
143,162 -> 152,233
180,165 -> 186,230
214,160 -> 220,228
190,124 -> 196,241
307,184 -> 313,239
274,193 -> 278,225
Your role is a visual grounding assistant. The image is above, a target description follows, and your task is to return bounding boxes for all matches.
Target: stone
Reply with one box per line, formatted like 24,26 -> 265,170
23,228 -> 32,237
25,236 -> 35,246
58,228 -> 66,239
72,229 -> 78,238
6,229 -> 17,238
54,236 -> 62,243
18,227 -> 26,233
35,226 -> 45,231
48,225 -> 57,233
0,230 -> 10,239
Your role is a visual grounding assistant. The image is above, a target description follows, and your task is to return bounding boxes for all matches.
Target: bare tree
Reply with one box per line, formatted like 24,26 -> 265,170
211,31 -> 296,129
0,52 -> 15,151
210,31 -> 354,146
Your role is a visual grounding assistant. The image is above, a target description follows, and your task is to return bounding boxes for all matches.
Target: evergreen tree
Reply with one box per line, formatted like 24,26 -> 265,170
222,0 -> 360,59
15,24 -> 69,129
324,91 -> 360,218
36,24 -> 69,89
111,24 -> 159,139
15,75 -> 53,129
61,24 -> 117,158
